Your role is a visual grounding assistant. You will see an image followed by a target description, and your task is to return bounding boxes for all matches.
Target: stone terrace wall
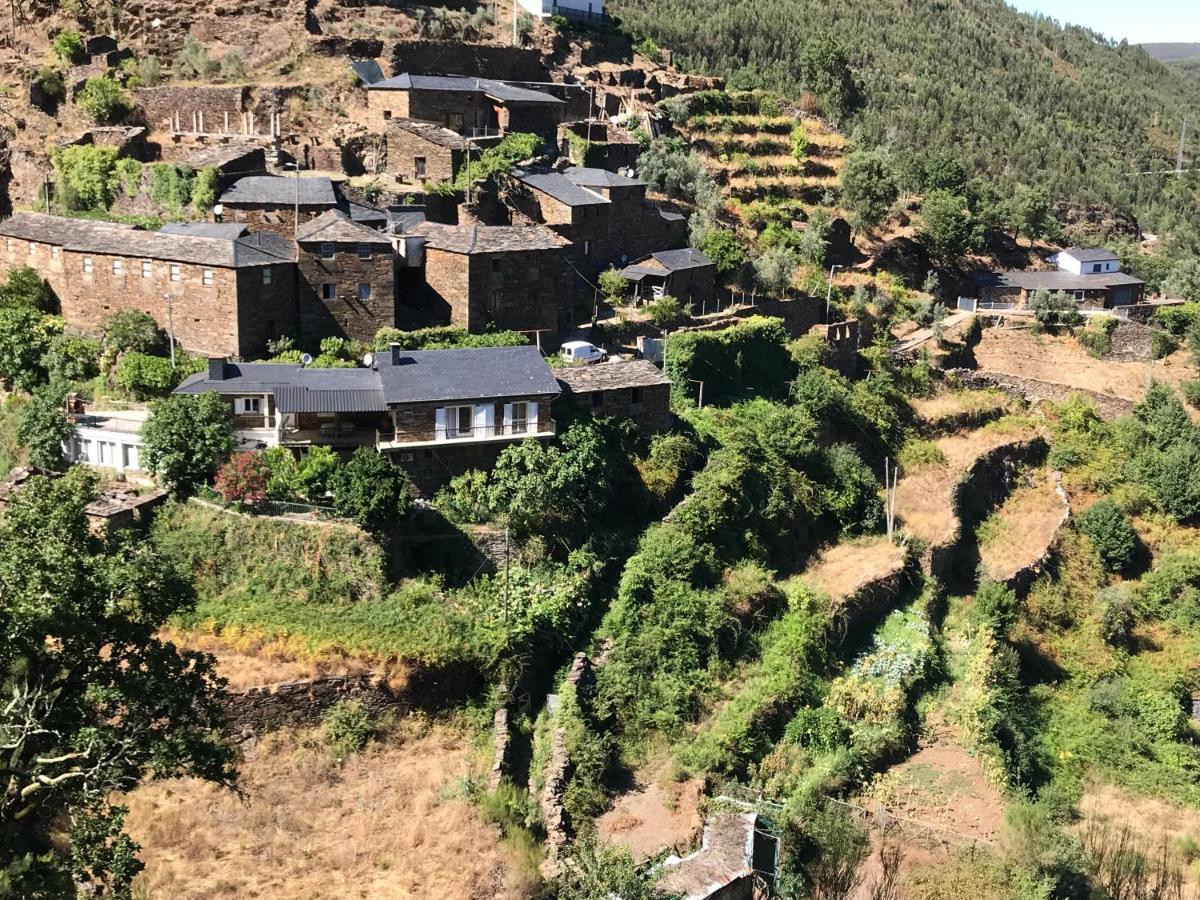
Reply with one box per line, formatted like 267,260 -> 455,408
389,41 -> 549,81
222,674 -> 409,740
1106,319 -> 1153,362
947,368 -> 1135,420
135,86 -> 249,131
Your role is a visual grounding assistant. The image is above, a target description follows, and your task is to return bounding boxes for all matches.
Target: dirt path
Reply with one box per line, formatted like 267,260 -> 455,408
596,755 -> 704,861
125,722 -> 534,899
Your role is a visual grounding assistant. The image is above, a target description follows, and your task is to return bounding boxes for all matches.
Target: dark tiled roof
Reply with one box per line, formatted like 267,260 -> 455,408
388,208 -> 428,233
296,210 -> 393,245
412,221 -> 568,253
176,347 -> 561,408
651,248 -> 713,271
563,166 -> 646,188
1060,247 -> 1119,262
350,59 -> 385,85
173,143 -> 266,170
378,346 -> 561,403
978,270 -> 1144,291
555,359 -> 670,392
368,74 -> 564,106
219,175 -> 339,207
0,212 -> 294,267
387,118 -> 470,149
346,200 -> 387,226
160,222 -> 250,239
515,169 -> 608,207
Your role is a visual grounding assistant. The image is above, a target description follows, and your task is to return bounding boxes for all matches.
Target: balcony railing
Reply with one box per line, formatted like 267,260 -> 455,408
376,420 -> 556,450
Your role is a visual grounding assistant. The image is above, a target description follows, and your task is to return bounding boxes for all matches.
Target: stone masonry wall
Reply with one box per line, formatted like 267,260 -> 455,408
222,674 -> 410,740
558,381 -> 671,433
384,128 -> 464,184
297,240 -> 397,342
947,368 -> 1135,420
134,86 -> 249,132
389,41 -> 549,82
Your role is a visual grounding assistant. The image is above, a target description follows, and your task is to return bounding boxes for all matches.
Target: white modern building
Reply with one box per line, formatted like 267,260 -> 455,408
66,410 -> 147,475
517,0 -> 603,20
1052,247 -> 1121,276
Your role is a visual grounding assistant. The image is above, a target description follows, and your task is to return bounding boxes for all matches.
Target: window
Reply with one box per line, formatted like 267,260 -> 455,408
382,110 -> 392,120
50,246 -> 59,259
631,387 -> 643,405
591,392 -> 603,408
236,397 -> 261,414
357,282 -> 371,301
262,267 -> 272,285
82,256 -> 93,274
321,283 -> 336,301
320,242 -> 335,260
27,242 -> 35,256
583,239 -> 591,257
357,243 -> 371,260
112,259 -> 123,275
509,401 -> 528,435
202,269 -> 214,286
4,238 -> 11,252
170,264 -> 181,282
142,261 -> 152,278
414,156 -> 427,178
447,405 -> 474,438
1092,263 -> 1102,273
492,258 -> 503,273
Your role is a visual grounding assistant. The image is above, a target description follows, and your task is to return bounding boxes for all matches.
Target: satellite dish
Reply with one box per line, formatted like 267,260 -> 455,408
362,352 -> 374,368
300,352 -> 313,366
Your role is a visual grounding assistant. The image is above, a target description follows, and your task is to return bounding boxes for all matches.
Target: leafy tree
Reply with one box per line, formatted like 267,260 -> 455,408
0,266 -> 57,313
753,245 -> 800,296
214,451 -> 270,505
638,141 -> 718,205
790,122 -> 810,159
17,381 -> 73,469
261,446 -> 300,500
101,310 -> 167,359
0,469 -> 234,895
840,150 -> 898,232
331,447 -> 413,532
291,444 -> 340,501
149,164 -> 196,211
140,392 -> 233,492
918,190 -> 973,263
1006,184 -> 1056,243
453,132 -> 541,190
77,76 -> 128,124
550,835 -> 670,900
798,34 -> 860,122
114,352 -> 176,399
598,267 -> 628,302
1028,290 -> 1082,329
795,208 -> 831,266
646,294 -> 691,327
1164,258 -> 1200,302
34,66 -> 66,107
1142,441 -> 1200,522
189,164 -> 220,211
42,332 -> 100,383
52,145 -> 120,210
921,151 -> 968,194
0,307 -> 63,391
1078,499 -> 1137,573
700,227 -> 748,277
114,157 -> 142,197
51,28 -> 83,62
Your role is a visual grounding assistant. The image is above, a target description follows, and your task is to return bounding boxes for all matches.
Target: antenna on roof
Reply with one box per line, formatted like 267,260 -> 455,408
300,352 -> 313,367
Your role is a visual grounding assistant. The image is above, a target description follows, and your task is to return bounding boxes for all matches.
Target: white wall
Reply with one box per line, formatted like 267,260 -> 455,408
1057,251 -> 1119,275
517,0 -> 602,17
68,427 -> 143,473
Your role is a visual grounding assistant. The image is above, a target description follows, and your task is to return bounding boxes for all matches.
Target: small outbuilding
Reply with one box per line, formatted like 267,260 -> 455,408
554,358 -> 671,433
620,248 -> 716,307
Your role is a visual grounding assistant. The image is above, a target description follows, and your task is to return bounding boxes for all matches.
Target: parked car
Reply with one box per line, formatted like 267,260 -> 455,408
560,341 -> 608,365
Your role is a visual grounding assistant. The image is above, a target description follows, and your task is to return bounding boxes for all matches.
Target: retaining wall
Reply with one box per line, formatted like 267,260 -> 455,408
222,674 -> 409,739
947,368 -> 1134,420
995,472 -> 1071,599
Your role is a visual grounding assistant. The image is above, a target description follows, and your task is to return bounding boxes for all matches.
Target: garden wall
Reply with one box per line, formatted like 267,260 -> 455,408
947,368 -> 1134,420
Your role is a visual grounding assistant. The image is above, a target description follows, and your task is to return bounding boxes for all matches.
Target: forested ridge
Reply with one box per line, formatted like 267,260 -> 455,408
611,0 -> 1200,241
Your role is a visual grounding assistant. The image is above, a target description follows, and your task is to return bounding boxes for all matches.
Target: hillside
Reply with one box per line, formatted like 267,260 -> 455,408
611,0 -> 1200,239
1142,42 -> 1200,62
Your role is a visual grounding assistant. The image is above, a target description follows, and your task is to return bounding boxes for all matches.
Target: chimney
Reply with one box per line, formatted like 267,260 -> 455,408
207,357 -> 227,381
390,342 -> 402,366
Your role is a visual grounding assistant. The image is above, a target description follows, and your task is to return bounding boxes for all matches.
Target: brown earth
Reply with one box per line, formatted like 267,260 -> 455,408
596,754 -> 704,861
1079,782 -> 1200,887
977,470 -> 1068,582
799,536 -> 907,603
125,720 -> 537,899
974,327 -> 1193,402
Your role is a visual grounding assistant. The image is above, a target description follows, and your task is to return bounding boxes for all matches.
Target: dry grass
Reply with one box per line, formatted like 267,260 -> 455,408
977,471 -> 1068,581
909,390 -> 1010,428
125,720 -> 537,900
800,536 -> 907,602
1079,781 -> 1200,888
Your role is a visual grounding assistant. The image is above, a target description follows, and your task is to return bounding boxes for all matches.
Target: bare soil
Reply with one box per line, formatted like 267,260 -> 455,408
1079,782 -> 1200,886
977,470 -> 1068,581
974,328 -> 1193,402
800,537 -> 907,603
596,754 -> 704,861
125,721 -> 536,899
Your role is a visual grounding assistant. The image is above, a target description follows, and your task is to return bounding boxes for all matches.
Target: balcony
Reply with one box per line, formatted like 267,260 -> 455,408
280,422 -> 379,447
375,419 -> 556,451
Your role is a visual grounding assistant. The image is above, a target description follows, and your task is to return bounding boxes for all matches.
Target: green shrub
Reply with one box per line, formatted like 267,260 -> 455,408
174,35 -> 218,79
114,157 -> 142,196
974,579 -> 1019,634
331,447 -> 413,533
1077,499 -> 1136,573
646,294 -> 691,327
898,438 -> 946,469
0,266 -> 58,313
52,145 -> 120,210
138,55 -> 163,87
1150,328 -> 1177,360
597,267 -> 627,302
435,469 -> 492,523
322,699 -> 373,757
291,445 -> 340,501
35,66 -> 65,106
101,310 -> 167,359
149,163 -> 196,211
1098,585 -> 1134,646
51,29 -> 83,63
114,352 -> 176,399
1076,316 -> 1116,358
17,382 -> 72,469
77,76 -> 127,124
1180,379 -> 1200,409
1153,301 -> 1199,336
0,307 -> 62,391
141,392 -> 233,492
191,165 -> 220,211
373,326 -> 527,351
633,37 -> 662,62
699,228 -> 747,277
42,332 -> 99,383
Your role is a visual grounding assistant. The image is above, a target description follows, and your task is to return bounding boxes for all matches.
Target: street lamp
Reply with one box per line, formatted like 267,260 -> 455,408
825,264 -> 844,323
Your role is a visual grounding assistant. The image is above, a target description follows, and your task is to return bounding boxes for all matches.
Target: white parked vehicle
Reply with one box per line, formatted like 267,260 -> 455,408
560,341 -> 608,364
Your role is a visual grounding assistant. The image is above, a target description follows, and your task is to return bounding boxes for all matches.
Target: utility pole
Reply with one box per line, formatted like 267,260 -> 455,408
825,264 -> 844,323
1177,119 -> 1188,176
293,163 -> 300,238
165,293 -> 176,368
503,525 -> 510,623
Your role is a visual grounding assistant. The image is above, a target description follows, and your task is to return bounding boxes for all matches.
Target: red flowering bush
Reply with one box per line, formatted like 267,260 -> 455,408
214,450 -> 270,505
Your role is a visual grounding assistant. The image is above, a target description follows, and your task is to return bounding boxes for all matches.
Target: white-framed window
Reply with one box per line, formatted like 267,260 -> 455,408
236,397 -> 261,414
262,267 -> 272,285
170,264 -> 181,282
82,256 -> 94,274
509,401 -> 529,435
27,242 -> 36,256
357,243 -> 371,260
112,259 -> 123,275
583,239 -> 591,257
50,246 -> 59,259
142,261 -> 152,278
202,269 -> 214,286
357,282 -> 371,301
322,283 -> 336,301
320,242 -> 335,259
452,404 -> 474,438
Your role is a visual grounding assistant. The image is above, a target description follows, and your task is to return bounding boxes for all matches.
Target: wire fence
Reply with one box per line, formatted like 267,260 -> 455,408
193,485 -> 340,520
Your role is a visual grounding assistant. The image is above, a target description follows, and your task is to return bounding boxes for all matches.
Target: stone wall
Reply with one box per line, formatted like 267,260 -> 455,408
297,240 -> 397,342
222,203 -> 331,238
384,127 -> 465,184
134,86 -> 248,132
557,381 -> 671,433
222,674 -> 410,740
389,41 -> 549,82
1000,472 -> 1070,599
540,653 -> 593,862
1105,319 -> 1154,362
812,319 -> 859,377
947,368 -> 1134,420
738,295 -> 823,338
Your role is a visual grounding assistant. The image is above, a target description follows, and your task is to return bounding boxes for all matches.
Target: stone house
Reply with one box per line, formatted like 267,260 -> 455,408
175,345 -> 562,494
553,359 -> 671,433
217,175 -> 342,237
508,166 -> 687,281
365,74 -> 566,142
400,221 -> 575,337
0,212 -> 297,357
295,210 -> 397,343
976,246 -> 1145,309
620,248 -> 716,307
384,119 -> 471,184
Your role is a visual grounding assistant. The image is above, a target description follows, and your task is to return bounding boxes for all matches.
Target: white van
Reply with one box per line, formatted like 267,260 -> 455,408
560,341 -> 608,365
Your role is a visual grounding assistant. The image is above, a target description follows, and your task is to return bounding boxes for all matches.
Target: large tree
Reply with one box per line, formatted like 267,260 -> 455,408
0,469 -> 234,896
140,392 -> 233,493
840,151 -> 898,233
918,190 -> 973,264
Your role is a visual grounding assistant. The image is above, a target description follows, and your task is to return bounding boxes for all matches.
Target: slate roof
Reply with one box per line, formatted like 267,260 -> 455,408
978,270 -> 1145,291
387,118 -> 470,149
0,212 -> 295,267
563,166 -> 646,188
349,59 -> 385,85
657,813 -> 757,900
1059,247 -> 1119,262
346,200 -> 388,226
412,221 -> 568,253
554,359 -> 670,392
515,169 -> 608,207
176,346 -> 562,408
172,143 -> 265,170
621,248 -> 713,279
295,210 -> 393,245
160,222 -> 250,239
367,74 -> 564,106
218,175 -> 339,207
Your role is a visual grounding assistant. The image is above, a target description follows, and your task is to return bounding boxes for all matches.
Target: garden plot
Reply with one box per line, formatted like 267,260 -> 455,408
125,720 -> 535,900
799,536 -> 907,604
977,470 -> 1069,583
596,753 -> 705,861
